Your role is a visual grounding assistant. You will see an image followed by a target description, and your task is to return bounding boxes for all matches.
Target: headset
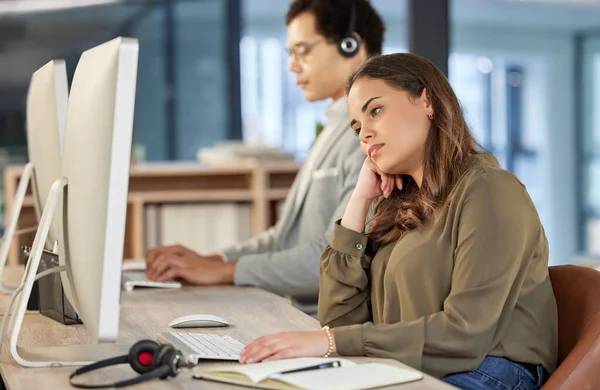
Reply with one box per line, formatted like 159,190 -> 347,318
338,0 -> 361,58
69,340 -> 195,389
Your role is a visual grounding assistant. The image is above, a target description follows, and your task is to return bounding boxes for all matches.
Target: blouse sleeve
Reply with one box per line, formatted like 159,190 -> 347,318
318,220 -> 375,327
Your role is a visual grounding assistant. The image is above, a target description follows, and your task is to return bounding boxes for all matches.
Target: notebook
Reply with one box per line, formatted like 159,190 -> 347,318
192,357 -> 424,390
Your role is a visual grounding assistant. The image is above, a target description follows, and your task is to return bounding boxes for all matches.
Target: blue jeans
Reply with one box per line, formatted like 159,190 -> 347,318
441,356 -> 547,390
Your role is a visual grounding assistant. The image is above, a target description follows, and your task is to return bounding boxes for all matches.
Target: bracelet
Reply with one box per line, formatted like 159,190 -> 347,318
322,326 -> 334,358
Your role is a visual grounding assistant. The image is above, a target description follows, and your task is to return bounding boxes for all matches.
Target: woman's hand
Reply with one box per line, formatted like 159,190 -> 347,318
353,157 -> 403,201
341,158 -> 403,233
239,331 -> 331,364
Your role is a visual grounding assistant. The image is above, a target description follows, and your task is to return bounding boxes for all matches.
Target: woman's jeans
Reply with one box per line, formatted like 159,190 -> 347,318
441,356 -> 547,390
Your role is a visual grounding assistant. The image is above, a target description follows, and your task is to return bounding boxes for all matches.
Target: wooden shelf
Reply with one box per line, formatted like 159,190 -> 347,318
3,161 -> 300,265
132,190 -> 255,203
21,196 -> 34,208
266,189 -> 290,200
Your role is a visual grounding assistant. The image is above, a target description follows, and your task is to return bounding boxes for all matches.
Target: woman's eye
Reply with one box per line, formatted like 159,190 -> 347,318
370,106 -> 382,117
353,127 -> 361,136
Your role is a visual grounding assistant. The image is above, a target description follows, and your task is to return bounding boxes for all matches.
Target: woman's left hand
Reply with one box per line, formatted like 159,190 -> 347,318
239,331 -> 330,364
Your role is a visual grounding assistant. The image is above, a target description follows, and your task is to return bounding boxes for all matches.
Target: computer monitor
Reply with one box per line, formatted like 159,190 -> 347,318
7,36 -> 139,367
0,60 -> 67,294
27,60 -> 68,251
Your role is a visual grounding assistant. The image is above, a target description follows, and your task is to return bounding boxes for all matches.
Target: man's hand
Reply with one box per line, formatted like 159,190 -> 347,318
146,245 -> 222,270
145,244 -> 234,285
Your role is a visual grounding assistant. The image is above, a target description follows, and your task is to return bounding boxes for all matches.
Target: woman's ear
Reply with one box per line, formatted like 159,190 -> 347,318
421,88 -> 434,117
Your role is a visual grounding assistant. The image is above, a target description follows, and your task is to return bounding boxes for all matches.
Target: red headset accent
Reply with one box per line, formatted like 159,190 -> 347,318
137,351 -> 153,366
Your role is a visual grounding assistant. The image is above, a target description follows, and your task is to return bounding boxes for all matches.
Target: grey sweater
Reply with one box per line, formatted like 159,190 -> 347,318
220,97 -> 363,305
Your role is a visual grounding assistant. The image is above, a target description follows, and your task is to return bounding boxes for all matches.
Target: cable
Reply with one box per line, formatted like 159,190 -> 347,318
0,225 -> 39,245
0,265 -> 67,349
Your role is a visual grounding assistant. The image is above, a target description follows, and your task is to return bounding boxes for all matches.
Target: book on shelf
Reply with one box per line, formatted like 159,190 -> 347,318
192,357 -> 424,390
145,202 -> 252,253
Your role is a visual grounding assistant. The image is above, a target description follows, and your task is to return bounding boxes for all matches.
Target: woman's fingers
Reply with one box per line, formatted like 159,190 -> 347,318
387,174 -> 395,196
375,166 -> 404,198
262,350 -> 295,362
380,173 -> 390,197
395,175 -> 403,191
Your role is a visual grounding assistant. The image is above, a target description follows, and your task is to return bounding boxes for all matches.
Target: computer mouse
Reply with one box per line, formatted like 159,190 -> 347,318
168,314 -> 230,328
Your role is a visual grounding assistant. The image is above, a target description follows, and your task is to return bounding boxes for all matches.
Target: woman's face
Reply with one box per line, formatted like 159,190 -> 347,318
348,77 -> 432,176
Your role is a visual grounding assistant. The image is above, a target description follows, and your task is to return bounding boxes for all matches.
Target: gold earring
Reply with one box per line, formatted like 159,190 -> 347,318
428,113 -> 433,120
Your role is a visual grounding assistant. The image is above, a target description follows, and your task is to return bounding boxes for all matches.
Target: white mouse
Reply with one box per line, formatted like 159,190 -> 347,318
168,314 -> 230,328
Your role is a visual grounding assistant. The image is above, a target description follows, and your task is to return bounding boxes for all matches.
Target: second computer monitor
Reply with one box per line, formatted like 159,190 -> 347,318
0,59 -> 68,295
26,59 -> 68,251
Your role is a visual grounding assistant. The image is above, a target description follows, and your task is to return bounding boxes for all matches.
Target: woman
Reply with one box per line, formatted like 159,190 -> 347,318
239,53 -> 558,390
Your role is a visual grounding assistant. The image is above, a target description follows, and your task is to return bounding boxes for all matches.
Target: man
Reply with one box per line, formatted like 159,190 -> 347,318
146,0 -> 385,308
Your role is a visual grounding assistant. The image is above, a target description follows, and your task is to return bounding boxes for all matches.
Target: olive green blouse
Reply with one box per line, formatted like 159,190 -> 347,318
318,154 -> 558,378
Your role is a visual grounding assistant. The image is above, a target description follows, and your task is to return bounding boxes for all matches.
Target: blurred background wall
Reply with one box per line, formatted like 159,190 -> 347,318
0,0 -> 598,266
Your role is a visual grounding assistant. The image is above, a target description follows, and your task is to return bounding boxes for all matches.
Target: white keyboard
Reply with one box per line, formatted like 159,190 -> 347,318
157,332 -> 245,362
121,271 -> 182,291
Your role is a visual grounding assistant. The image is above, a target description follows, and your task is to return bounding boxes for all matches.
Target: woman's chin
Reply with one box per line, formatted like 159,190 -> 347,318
374,161 -> 394,175
373,158 -> 405,176
380,164 -> 405,176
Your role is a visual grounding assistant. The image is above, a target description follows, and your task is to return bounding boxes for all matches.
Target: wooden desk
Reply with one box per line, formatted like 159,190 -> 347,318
0,267 -> 454,389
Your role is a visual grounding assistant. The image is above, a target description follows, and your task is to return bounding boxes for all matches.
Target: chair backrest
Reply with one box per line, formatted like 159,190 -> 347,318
542,265 -> 600,389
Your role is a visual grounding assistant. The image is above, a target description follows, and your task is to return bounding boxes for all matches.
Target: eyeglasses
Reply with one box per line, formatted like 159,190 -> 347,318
286,39 -> 323,61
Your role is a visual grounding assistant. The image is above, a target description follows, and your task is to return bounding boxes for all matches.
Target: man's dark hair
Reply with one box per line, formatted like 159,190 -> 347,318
286,0 -> 385,57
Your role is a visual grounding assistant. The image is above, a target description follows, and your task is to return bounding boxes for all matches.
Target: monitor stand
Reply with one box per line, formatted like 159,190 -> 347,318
7,177 -> 130,367
0,163 -> 34,294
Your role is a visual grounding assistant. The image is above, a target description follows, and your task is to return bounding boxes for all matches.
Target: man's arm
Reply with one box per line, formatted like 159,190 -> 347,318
218,225 -> 280,262
233,146 -> 363,299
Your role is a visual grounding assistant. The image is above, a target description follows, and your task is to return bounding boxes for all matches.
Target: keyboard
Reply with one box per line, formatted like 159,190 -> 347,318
157,332 -> 245,363
121,271 -> 182,291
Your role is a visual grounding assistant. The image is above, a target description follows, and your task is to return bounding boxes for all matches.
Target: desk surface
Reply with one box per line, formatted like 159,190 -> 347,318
0,267 -> 454,389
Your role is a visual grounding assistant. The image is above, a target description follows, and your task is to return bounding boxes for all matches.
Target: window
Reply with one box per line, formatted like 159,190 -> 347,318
450,54 -> 545,224
581,38 -> 600,256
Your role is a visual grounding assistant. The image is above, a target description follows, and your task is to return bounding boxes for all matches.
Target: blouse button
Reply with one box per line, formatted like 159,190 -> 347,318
355,243 -> 364,250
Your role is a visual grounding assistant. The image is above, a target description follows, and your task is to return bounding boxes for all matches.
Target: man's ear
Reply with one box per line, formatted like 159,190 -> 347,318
352,33 -> 368,61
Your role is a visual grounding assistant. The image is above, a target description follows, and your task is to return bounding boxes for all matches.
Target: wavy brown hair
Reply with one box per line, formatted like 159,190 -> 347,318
346,53 -> 486,246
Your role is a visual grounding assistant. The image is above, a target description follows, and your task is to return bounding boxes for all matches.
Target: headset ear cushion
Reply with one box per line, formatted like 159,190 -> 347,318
153,345 -> 173,366
157,349 -> 182,379
338,34 -> 360,58
128,339 -> 161,374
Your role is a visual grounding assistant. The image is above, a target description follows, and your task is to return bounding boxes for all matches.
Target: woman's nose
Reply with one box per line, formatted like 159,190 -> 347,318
359,128 -> 374,143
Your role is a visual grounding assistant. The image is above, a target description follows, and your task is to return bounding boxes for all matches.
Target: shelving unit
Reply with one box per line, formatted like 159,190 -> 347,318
3,160 -> 300,265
